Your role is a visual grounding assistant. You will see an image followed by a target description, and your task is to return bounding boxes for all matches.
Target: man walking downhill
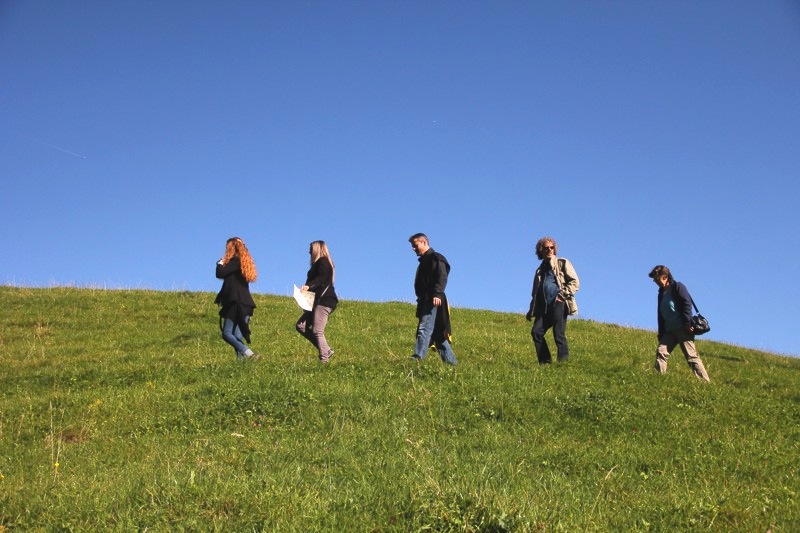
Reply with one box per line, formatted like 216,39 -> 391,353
409,233 -> 457,365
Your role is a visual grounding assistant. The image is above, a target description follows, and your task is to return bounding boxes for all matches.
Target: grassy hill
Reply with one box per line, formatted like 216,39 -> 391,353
1,286 -> 798,531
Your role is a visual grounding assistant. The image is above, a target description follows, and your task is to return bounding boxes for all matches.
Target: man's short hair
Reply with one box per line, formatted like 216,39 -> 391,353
408,233 -> 428,244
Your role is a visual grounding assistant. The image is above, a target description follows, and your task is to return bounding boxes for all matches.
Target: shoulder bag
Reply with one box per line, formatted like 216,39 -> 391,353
690,298 -> 711,335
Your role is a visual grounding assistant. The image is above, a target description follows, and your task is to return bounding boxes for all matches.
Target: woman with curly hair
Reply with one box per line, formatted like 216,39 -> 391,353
215,237 -> 260,360
295,240 -> 339,363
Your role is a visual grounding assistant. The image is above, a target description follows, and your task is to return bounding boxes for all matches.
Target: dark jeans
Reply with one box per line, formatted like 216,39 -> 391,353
531,300 -> 569,364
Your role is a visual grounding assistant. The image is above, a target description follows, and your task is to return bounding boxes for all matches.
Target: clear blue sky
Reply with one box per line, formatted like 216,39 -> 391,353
2,1 -> 799,357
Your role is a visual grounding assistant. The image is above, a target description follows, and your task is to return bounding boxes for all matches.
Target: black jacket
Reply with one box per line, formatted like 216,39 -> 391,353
414,248 -> 450,317
305,257 -> 338,310
215,256 -> 256,341
657,280 -> 693,337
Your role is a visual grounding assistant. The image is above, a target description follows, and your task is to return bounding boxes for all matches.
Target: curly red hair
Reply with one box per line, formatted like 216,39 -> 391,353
221,237 -> 257,283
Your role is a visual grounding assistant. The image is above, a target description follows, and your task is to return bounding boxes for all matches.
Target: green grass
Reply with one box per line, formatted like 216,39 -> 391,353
1,286 -> 798,531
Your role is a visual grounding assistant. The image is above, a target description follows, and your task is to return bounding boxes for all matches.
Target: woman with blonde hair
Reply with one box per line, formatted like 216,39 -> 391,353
215,237 -> 260,360
296,240 -> 339,363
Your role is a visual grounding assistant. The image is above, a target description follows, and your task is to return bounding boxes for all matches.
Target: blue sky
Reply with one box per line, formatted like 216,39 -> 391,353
2,1 -> 799,357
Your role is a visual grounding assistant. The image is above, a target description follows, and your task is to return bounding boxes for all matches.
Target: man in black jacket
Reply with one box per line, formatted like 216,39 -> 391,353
409,233 -> 457,365
649,265 -> 710,381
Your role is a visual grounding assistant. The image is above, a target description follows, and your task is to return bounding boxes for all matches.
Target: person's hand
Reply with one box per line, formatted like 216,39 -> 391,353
685,324 -> 695,333
433,296 -> 442,307
301,285 -> 310,291
525,311 -> 532,321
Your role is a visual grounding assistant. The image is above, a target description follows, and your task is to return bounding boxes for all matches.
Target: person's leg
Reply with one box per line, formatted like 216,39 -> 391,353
552,301 -> 570,362
434,338 -> 457,365
295,311 -> 318,348
221,318 -> 242,358
531,314 -> 552,364
413,307 -> 437,360
239,316 -> 258,358
222,317 -> 252,359
312,305 -> 334,362
675,330 -> 710,382
655,332 -> 677,373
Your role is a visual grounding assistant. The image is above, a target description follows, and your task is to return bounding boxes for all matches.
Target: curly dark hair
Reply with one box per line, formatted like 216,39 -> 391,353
535,237 -> 557,260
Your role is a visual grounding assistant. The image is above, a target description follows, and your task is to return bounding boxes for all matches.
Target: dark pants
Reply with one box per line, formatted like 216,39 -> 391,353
531,300 -> 569,364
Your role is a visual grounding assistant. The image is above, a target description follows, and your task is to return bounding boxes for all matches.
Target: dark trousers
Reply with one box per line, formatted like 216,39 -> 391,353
531,300 -> 569,364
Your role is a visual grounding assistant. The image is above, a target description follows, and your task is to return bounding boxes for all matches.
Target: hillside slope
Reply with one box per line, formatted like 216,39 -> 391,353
1,287 -> 798,531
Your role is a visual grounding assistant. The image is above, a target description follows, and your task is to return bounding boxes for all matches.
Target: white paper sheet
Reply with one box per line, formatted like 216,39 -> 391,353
293,284 -> 315,311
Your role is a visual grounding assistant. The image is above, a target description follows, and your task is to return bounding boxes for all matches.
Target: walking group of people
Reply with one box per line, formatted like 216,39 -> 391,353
214,237 -> 338,363
214,234 -> 710,381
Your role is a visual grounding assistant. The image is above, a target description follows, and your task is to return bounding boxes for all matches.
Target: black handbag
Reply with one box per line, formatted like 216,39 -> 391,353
690,298 -> 710,335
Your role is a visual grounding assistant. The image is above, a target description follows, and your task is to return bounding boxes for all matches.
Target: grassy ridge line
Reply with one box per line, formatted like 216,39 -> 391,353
0,286 -> 798,531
